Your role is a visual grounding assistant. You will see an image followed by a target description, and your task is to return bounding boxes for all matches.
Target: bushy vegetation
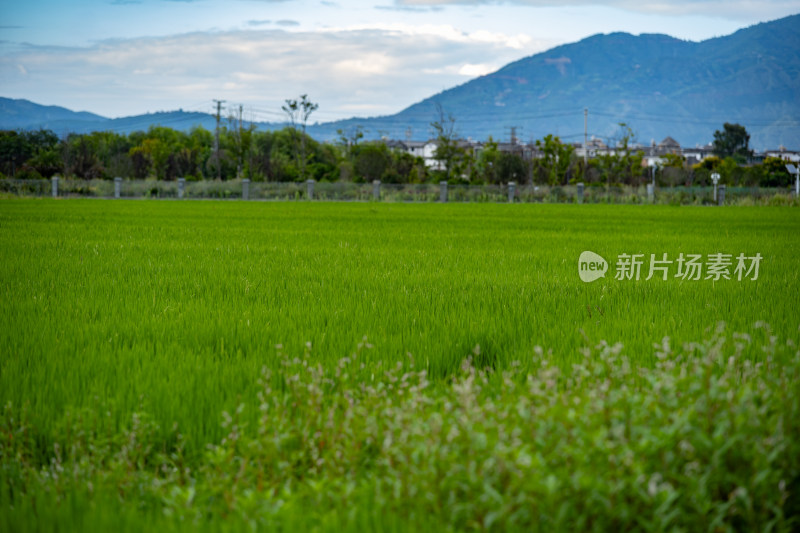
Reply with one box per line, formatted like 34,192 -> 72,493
1,200 -> 799,530
3,327 -> 799,531
1,123 -> 795,189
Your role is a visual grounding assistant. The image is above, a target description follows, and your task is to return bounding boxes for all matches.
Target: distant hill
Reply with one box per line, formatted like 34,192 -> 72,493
311,14 -> 800,150
2,14 -> 799,149
0,98 -> 109,131
0,99 -> 223,135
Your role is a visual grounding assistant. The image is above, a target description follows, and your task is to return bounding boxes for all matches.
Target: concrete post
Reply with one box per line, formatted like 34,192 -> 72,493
577,182 -> 584,204
646,183 -> 654,204
372,180 -> 381,201
178,178 -> 185,199
718,184 -> 726,206
51,176 -> 59,198
114,177 -> 122,199
439,181 -> 448,203
508,182 -> 516,203
306,179 -> 315,201
242,179 -> 250,201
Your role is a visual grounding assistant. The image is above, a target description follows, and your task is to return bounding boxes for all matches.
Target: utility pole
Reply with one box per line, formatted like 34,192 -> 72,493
213,99 -> 225,180
506,126 -> 520,145
584,108 -> 588,169
237,104 -> 243,179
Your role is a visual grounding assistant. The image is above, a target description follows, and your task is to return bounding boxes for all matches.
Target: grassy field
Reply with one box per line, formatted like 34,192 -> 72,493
1,199 -> 799,531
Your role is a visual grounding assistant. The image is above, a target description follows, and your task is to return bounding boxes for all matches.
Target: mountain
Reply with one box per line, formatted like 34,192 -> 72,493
0,99 -> 223,135
0,98 -> 109,131
2,14 -> 799,149
310,14 -> 800,149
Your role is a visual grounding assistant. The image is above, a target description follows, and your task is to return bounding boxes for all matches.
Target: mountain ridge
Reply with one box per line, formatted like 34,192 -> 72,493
2,14 -> 798,150
373,14 -> 799,149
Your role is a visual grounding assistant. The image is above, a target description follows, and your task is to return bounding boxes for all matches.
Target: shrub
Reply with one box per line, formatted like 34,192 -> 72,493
2,326 -> 798,531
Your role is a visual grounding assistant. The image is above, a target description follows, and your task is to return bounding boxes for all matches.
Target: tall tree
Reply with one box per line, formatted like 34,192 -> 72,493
282,94 -> 318,181
712,123 -> 752,163
534,134 -> 574,185
337,125 -> 364,163
593,123 -> 644,186
0,129 -> 59,177
476,138 -> 501,184
430,103 -> 465,181
497,151 -> 527,184
354,143 -> 390,183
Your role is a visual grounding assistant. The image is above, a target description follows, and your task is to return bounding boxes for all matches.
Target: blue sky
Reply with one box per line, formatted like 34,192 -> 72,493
1,0 -> 798,120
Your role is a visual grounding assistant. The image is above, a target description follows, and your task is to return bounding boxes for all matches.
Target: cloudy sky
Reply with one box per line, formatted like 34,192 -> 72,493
1,0 -> 798,122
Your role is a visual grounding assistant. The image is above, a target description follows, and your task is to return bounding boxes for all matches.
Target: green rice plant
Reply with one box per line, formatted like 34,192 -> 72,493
0,199 -> 798,530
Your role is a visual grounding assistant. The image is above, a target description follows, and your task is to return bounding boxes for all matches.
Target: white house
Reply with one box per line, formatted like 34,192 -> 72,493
763,147 -> 800,163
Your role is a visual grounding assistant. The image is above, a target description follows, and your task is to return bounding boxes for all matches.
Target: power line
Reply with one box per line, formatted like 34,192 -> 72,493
590,110 -> 799,127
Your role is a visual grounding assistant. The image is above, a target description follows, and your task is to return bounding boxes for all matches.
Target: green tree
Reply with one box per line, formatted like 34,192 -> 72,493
592,123 -> 644,186
659,153 -> 688,186
64,134 -> 105,179
126,127 -> 191,180
188,127 -> 213,179
497,151 -> 527,184
0,129 -> 60,177
90,131 -> 133,178
25,148 -> 62,178
475,138 -> 500,184
717,157 -> 744,185
430,103 -> 466,181
534,134 -> 574,185
225,109 -> 255,180
282,94 -> 318,181
381,147 -> 418,184
354,143 -> 390,182
759,157 -> 793,187
0,131 -> 28,177
336,126 -> 364,164
712,123 -> 752,163
128,143 -> 152,180
662,153 -> 684,168
248,130 -> 277,181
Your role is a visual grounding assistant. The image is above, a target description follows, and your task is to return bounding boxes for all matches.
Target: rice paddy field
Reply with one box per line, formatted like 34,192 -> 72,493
1,198 -> 799,531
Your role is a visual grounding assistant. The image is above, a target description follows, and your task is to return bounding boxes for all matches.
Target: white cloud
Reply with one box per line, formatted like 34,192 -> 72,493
322,22 -> 534,50
0,27 -> 555,119
395,0 -> 800,19
457,63 -> 494,76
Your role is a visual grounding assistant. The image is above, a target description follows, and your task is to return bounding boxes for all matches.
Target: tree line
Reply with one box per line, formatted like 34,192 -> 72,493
0,117 -> 794,188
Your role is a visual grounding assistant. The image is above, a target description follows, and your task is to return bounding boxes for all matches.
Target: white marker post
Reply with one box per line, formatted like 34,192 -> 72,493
711,172 -> 720,203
